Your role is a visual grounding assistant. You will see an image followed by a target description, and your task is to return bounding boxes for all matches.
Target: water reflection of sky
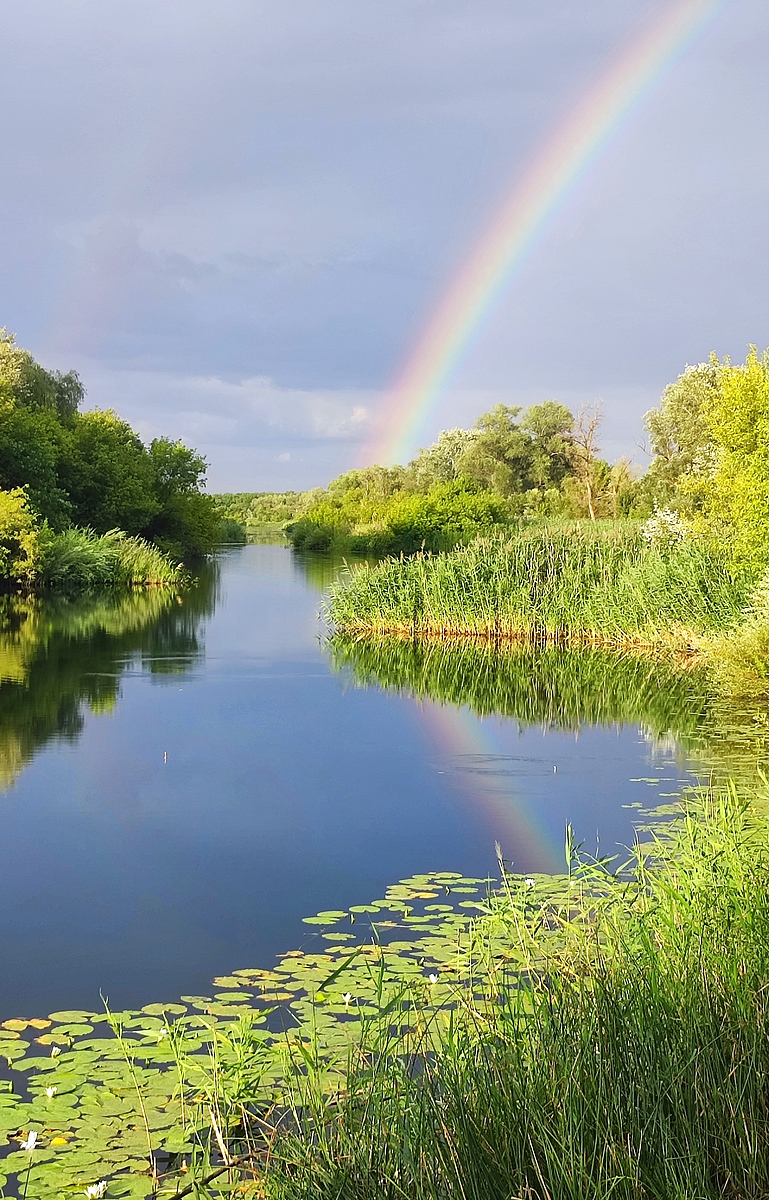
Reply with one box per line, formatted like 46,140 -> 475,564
0,544 -> 691,1017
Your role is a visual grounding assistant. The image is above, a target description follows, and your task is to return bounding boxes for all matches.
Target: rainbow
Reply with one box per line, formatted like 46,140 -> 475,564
362,0 -> 727,467
417,700 -> 565,872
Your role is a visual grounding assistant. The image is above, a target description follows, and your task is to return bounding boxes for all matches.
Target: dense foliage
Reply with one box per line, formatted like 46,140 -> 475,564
641,348 -> 769,570
212,490 -> 323,532
276,402 -> 638,553
0,330 -> 222,578
209,346 -> 769,565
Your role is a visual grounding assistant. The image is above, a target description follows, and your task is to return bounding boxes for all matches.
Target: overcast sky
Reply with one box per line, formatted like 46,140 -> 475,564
2,0 -> 767,490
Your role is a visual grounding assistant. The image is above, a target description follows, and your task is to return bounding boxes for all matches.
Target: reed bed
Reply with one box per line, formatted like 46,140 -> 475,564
39,527 -> 183,589
328,527 -> 752,649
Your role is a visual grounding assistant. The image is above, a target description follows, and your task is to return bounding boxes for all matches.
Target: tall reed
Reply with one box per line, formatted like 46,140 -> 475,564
39,527 -> 183,589
329,527 -> 752,648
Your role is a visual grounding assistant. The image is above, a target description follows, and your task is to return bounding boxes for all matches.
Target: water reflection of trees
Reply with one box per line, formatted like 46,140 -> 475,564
291,549 -> 371,595
0,561 -> 218,789
329,634 -> 769,789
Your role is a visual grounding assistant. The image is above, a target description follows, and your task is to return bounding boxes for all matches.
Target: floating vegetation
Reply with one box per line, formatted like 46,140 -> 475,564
0,870 -> 503,1197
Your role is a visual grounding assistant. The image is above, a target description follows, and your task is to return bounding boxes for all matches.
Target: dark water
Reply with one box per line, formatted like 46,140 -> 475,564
0,544 -> 699,1018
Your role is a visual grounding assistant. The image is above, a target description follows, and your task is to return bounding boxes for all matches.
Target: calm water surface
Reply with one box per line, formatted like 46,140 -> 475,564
0,544 -> 695,1017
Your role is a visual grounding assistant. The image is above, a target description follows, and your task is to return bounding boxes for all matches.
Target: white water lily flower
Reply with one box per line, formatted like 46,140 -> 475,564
428,974 -> 438,984
50,1046 -> 61,1058
84,1182 -> 108,1199
525,878 -> 536,888
157,1028 -> 168,1042
20,1130 -> 37,1151
342,992 -> 352,1009
45,1086 -> 57,1098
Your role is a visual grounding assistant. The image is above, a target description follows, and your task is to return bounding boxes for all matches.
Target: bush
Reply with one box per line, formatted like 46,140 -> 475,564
0,487 -> 40,585
287,480 -> 508,554
217,516 -> 247,543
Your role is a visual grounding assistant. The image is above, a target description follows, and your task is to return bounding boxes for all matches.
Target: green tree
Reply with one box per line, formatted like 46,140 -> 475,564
643,362 -> 720,505
408,428 -> 479,488
0,401 -> 71,526
458,404 -> 533,495
145,438 -> 219,556
700,348 -> 769,567
0,328 -> 83,420
59,410 -> 159,535
522,401 -> 574,488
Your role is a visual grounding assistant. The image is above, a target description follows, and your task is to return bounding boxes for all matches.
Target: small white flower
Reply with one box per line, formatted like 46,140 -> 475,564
50,1046 -> 62,1058
20,1130 -> 37,1151
84,1183 -> 108,1199
45,1086 -> 57,1098
641,506 -> 687,549
342,992 -> 352,1009
525,878 -> 536,889
157,1028 -> 168,1042
428,973 -> 438,984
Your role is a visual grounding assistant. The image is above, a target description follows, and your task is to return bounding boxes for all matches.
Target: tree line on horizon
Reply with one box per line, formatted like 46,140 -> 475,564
216,347 -> 769,562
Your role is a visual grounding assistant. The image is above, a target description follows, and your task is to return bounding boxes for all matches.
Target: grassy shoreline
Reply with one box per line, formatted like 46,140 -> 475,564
327,526 -> 768,690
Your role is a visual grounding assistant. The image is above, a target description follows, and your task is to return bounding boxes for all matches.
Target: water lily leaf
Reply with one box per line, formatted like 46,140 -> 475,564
3,1042 -> 30,1061
47,1011 -> 96,1023
45,1024 -> 94,1039
140,1002 -> 187,1016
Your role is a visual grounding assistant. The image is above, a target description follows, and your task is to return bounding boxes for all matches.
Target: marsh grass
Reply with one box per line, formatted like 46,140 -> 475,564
39,528 -> 183,589
329,527 -> 752,649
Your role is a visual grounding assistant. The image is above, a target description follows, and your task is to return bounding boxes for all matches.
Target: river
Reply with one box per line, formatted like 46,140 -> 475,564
0,543 -> 702,1018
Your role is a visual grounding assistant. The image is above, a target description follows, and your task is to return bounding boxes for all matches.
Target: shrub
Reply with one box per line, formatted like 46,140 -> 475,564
217,516 -> 248,543
0,487 -> 40,584
288,480 -> 508,554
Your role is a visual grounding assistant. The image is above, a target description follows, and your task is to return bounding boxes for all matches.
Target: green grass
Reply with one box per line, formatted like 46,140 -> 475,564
39,527 -> 184,589
329,525 -> 753,648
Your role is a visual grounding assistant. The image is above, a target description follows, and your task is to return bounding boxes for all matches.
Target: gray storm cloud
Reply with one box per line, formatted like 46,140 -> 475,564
1,0 -> 766,488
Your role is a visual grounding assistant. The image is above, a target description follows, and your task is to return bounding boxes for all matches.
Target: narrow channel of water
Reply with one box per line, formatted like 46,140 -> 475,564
0,543 -> 703,1017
